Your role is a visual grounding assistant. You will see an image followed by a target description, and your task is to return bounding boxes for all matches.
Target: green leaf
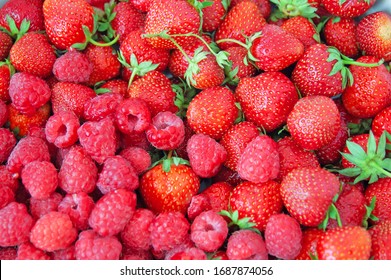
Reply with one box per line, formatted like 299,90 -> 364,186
221,0 -> 231,11
367,131 -> 377,156
338,167 -> 362,177
340,152 -> 365,167
162,158 -> 172,173
346,140 -> 368,160
376,131 -> 387,159
329,61 -> 344,76
332,17 -> 341,24
339,0 -> 347,5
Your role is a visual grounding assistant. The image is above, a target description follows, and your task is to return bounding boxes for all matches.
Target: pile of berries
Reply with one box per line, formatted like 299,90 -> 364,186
0,0 -> 391,260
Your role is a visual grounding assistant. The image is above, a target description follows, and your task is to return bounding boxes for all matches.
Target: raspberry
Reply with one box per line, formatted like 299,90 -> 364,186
187,134 -> 227,178
121,248 -> 152,260
16,242 -> 51,260
150,211 -> 190,252
265,213 -> 303,260
78,117 -> 117,164
115,98 -> 151,135
226,230 -> 268,260
119,146 -> 151,174
0,247 -> 17,260
45,111 -> 80,148
120,131 -> 152,151
237,135 -> 280,183
53,49 -> 93,83
0,185 -> 14,209
145,111 -> 185,150
97,156 -> 139,194
121,208 -> 155,251
21,161 -> 58,199
191,210 -> 228,252
30,211 -> 77,252
100,79 -> 128,97
30,192 -> 63,220
75,230 -> 122,260
187,194 -> 212,221
0,128 -> 16,163
88,189 -> 137,237
9,72 -> 51,116
169,247 -> 207,260
51,246 -> 76,260
83,93 -> 123,122
58,192 -> 95,231
0,165 -> 18,192
202,182 -> 233,213
0,99 -> 7,126
0,202 -> 34,247
162,236 -> 195,260
58,145 -> 98,194
6,136 -> 50,176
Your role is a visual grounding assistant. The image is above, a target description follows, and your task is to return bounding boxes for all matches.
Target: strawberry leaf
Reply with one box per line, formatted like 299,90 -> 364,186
362,196 -> 378,229
270,0 -> 319,20
221,0 -> 231,11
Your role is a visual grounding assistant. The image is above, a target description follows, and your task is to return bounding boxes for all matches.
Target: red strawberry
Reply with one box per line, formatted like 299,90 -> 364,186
231,0 -> 271,19
99,79 -> 127,97
0,31 -> 12,61
129,0 -> 153,12
281,16 -> 319,51
322,0 -> 376,18
198,0 -> 226,32
0,0 -> 44,32
365,178 -> 391,224
295,228 -> 324,260
0,63 -> 11,103
369,220 -> 391,260
372,106 -> 391,139
224,46 -> 257,83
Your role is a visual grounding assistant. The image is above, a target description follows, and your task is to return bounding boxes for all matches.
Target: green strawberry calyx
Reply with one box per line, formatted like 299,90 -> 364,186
318,190 -> 342,230
0,15 -> 30,42
219,210 -> 261,234
362,196 -> 379,229
270,0 -> 318,21
189,0 -> 214,34
172,79 -> 197,118
150,150 -> 190,173
96,0 -> 117,41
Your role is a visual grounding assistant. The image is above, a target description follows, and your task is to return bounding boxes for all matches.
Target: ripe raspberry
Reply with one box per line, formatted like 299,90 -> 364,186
187,134 -> 227,178
51,246 -> 76,260
6,136 -> 50,176
75,230 -> 122,260
120,131 -> 152,151
265,213 -> 303,260
88,189 -> 137,237
226,230 -> 268,260
187,194 -> 212,221
97,156 -> 139,194
53,49 -> 93,83
162,235 -> 195,260
83,93 -> 123,122
45,111 -> 80,148
169,247 -> 207,260
58,192 -> 95,231
0,185 -> 14,209
16,242 -> 51,260
0,99 -> 7,126
115,98 -> 151,135
0,165 -> 18,192
237,135 -> 280,183
100,79 -> 128,97
119,146 -> 151,174
78,117 -> 117,164
0,128 -> 16,163
9,72 -> 51,116
21,161 -> 58,199
150,211 -> 190,252
121,208 -> 155,251
0,202 -> 34,247
29,192 -> 63,220
58,145 -> 98,194
121,248 -> 152,260
191,210 -> 228,252
202,182 -> 233,213
0,247 -> 17,260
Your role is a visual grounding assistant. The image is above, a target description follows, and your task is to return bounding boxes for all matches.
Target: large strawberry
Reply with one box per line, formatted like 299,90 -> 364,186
0,0 -> 44,32
322,0 -> 376,18
231,0 -> 271,19
281,16 -> 319,51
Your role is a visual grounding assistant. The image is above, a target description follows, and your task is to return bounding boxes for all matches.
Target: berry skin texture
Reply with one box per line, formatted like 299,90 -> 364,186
146,111 -> 185,150
265,214 -> 303,260
75,230 -> 122,260
202,182 -> 234,213
190,210 -> 228,252
287,95 -> 341,150
83,93 -> 123,122
53,49 -> 93,83
295,228 -> 324,260
0,202 -> 34,247
369,220 -> 391,260
0,185 -> 14,209
0,247 -> 17,260
45,111 -> 80,149
30,211 -> 78,252
0,128 -> 16,164
88,189 -> 137,237
226,230 -> 268,260
187,194 -> 212,221
115,98 -> 152,135
29,192 -> 63,220
0,165 -> 18,193
9,72 -> 51,116
0,32 -> 12,61
372,106 -> 391,139
237,135 -> 280,184
0,99 -> 7,127
365,178 -> 391,223
21,161 -> 58,200
187,134 -> 227,178
16,242 -> 51,260
169,247 -> 207,260
119,146 -> 151,175
149,211 -> 190,252
78,117 -> 117,164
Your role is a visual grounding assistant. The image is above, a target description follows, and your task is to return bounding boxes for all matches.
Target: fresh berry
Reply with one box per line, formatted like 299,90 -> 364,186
0,64 -> 11,103
16,242 -> 51,260
99,79 -> 128,97
0,0 -> 44,32
322,0 -> 376,18
119,146 -> 151,175
295,228 -> 324,260
372,106 -> 391,139
45,111 -> 80,149
281,16 -> 318,50
29,192 -> 63,220
0,165 -> 18,193
51,246 -> 76,260
0,31 -> 12,61
226,230 -> 268,260
0,247 -> 17,260
21,161 -> 58,199
115,98 -> 151,135
83,93 -> 123,122
0,128 -> 16,164
187,194 -> 212,221
365,178 -> 391,223
53,49 -> 93,83
369,220 -> 391,260
202,182 -> 233,213
169,247 -> 207,260
0,185 -> 14,210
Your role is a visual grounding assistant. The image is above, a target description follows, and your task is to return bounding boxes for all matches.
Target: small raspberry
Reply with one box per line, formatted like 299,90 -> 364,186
9,72 -> 51,116
30,211 -> 78,252
202,182 -> 233,213
265,213 -> 303,260
0,165 -> 18,192
51,246 -> 76,260
0,185 -> 14,209
226,230 -> 268,260
187,194 -> 212,221
237,135 -> 280,183
58,192 -> 95,231
0,99 -> 8,126
88,189 -> 137,237
45,111 -> 80,148
119,146 -> 151,174
75,230 -> 122,260
0,128 -> 16,163
150,211 -> 190,252
30,192 -> 63,220
21,161 -> 58,199
6,136 -> 50,176
0,247 -> 17,260
121,208 -> 155,251
0,202 -> 34,247
58,145 -> 98,194
78,117 -> 117,164
16,242 -> 51,260
97,156 -> 139,194
115,98 -> 151,135
187,134 -> 227,178
191,210 -> 228,252
169,247 -> 207,260
83,93 -> 123,122
53,49 -> 93,83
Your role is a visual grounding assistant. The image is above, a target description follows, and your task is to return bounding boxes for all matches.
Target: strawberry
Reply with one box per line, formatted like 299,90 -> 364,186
196,0 -> 225,32
372,106 -> 391,139
356,11 -> 391,62
224,46 -> 257,84
0,62 -> 12,103
280,167 -> 340,227
316,226 -> 371,260
322,0 -> 376,18
369,220 -> 391,260
295,228 -> 324,260
281,16 -> 319,50
231,0 -> 271,19
365,178 -> 391,224
0,0 -> 44,32
139,159 -> 200,214
0,31 -> 12,61
129,0 -> 153,12
99,79 -> 127,97
236,71 -> 298,132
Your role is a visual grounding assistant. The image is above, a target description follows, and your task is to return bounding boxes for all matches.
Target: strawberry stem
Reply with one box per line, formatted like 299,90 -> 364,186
215,38 -> 248,49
